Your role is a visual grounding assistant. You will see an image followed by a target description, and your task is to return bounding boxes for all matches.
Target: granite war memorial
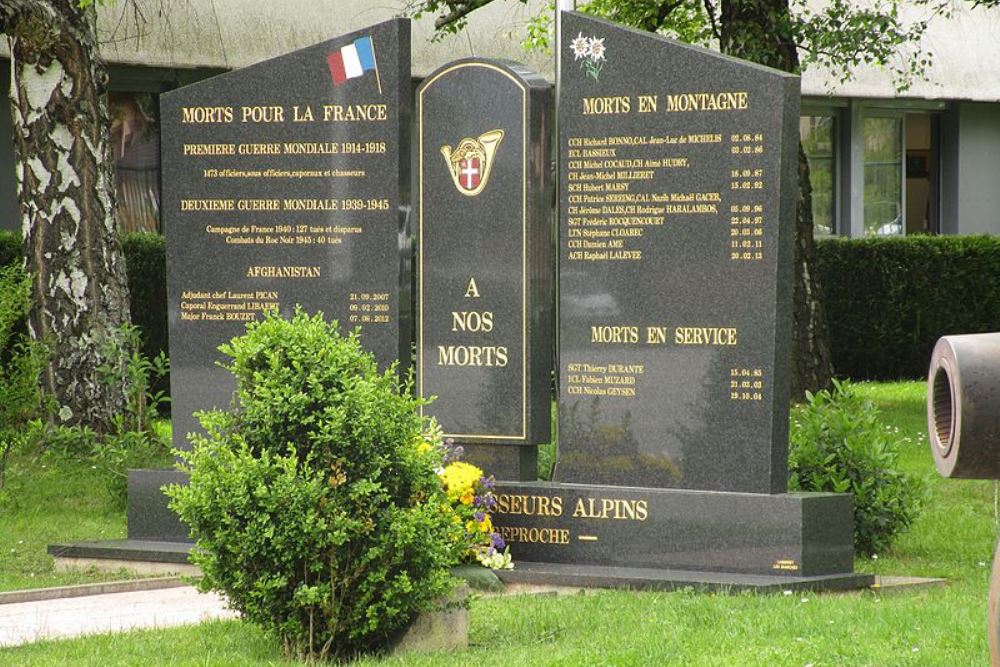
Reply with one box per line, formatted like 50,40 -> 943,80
54,13 -> 867,590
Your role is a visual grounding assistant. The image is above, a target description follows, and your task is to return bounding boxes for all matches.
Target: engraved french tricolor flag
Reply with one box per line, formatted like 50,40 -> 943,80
327,36 -> 381,94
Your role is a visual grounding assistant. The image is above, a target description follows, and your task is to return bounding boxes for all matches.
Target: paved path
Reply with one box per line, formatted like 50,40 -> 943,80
0,586 -> 237,648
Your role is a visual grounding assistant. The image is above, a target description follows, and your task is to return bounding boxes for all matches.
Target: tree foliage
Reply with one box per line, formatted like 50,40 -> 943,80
410,0 -> 970,92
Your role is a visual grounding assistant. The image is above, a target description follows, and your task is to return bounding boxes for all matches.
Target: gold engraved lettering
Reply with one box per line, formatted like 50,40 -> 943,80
582,96 -> 631,115
464,277 -> 480,298
240,106 -> 284,123
180,199 -> 234,211
646,326 -> 668,344
322,104 -> 388,122
495,494 -> 564,517
451,311 -> 493,333
183,144 -> 235,156
437,345 -> 508,367
590,326 -> 639,344
292,105 -> 314,122
674,327 -> 739,346
245,266 -> 321,278
498,526 -> 571,545
665,91 -> 748,112
181,106 -> 233,123
572,497 -> 649,521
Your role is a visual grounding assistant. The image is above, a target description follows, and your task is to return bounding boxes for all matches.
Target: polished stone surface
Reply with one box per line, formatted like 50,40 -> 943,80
493,481 -> 854,577
461,443 -> 539,483
161,19 -> 411,451
556,12 -> 799,493
126,469 -> 190,543
497,561 -> 873,593
415,59 -> 553,480
47,540 -> 193,564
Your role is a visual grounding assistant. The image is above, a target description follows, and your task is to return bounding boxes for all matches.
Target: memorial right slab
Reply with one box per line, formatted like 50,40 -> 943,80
493,12 -> 870,588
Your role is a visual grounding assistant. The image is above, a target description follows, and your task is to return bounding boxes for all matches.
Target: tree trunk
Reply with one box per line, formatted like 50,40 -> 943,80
720,0 -> 833,400
2,1 -> 131,432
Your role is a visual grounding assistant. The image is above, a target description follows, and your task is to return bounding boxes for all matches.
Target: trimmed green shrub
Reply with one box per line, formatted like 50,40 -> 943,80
817,235 -> 1000,380
0,231 -> 19,267
0,264 -> 48,489
788,380 -> 923,556
168,310 -> 463,661
121,233 -> 169,404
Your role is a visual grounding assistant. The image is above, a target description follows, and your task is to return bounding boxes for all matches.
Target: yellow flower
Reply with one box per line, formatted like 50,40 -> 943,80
440,461 -> 483,500
478,514 -> 493,533
465,520 -> 477,533
417,441 -> 432,453
459,489 -> 474,505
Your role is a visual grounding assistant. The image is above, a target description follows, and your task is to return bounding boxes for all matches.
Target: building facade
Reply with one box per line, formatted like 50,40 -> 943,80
2,0 -> 999,238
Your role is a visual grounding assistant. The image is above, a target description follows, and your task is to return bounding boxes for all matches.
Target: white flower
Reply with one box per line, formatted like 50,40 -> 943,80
570,32 -> 590,60
588,37 -> 606,61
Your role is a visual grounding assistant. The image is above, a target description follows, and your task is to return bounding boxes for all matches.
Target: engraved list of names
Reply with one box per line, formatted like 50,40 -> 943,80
556,12 -> 799,494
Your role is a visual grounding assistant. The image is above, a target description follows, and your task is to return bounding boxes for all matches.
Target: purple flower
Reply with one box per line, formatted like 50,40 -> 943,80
491,532 -> 505,550
474,511 -> 485,522
479,476 -> 495,489
440,439 -> 465,465
484,496 -> 497,510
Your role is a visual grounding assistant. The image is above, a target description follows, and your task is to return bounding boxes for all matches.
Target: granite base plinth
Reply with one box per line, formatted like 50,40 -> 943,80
47,539 -> 192,564
498,561 -> 873,593
493,481 -> 856,577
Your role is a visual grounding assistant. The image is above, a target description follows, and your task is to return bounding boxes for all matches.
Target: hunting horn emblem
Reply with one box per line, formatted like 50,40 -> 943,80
440,129 -> 504,197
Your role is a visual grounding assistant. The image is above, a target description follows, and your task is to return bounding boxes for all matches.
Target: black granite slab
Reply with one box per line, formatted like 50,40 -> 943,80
493,481 -> 854,577
498,561 -> 873,593
556,12 -> 799,494
415,59 -> 553,480
47,540 -> 192,564
161,19 -> 411,452
127,469 -> 190,542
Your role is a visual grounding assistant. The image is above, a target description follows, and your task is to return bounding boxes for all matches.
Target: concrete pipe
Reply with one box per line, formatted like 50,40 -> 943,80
926,333 -> 1000,479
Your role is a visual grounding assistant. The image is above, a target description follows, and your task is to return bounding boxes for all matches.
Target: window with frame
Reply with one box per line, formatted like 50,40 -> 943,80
863,116 -> 903,236
799,115 -> 836,236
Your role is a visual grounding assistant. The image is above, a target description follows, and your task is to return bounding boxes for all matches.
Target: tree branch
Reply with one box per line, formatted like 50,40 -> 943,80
702,0 -> 720,40
645,0 -> 685,32
433,0 -> 494,30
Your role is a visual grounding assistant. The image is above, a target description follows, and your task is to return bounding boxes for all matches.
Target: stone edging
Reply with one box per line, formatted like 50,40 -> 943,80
0,577 -> 187,605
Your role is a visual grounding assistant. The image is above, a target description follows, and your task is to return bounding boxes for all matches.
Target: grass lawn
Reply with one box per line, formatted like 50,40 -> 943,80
0,424 -> 173,592
2,381 -> 997,665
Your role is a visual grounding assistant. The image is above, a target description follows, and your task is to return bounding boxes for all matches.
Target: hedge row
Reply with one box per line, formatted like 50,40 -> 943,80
817,235 -> 1000,380
0,231 -> 168,371
3,231 -> 1000,384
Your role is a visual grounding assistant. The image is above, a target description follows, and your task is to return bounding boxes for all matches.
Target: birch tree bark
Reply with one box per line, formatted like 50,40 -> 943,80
2,0 -> 131,432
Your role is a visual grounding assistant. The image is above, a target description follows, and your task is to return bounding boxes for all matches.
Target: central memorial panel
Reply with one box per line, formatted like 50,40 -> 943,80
416,59 -> 553,480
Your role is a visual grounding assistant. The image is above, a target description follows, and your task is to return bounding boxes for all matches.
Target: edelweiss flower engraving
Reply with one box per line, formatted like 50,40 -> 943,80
569,34 -> 608,82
